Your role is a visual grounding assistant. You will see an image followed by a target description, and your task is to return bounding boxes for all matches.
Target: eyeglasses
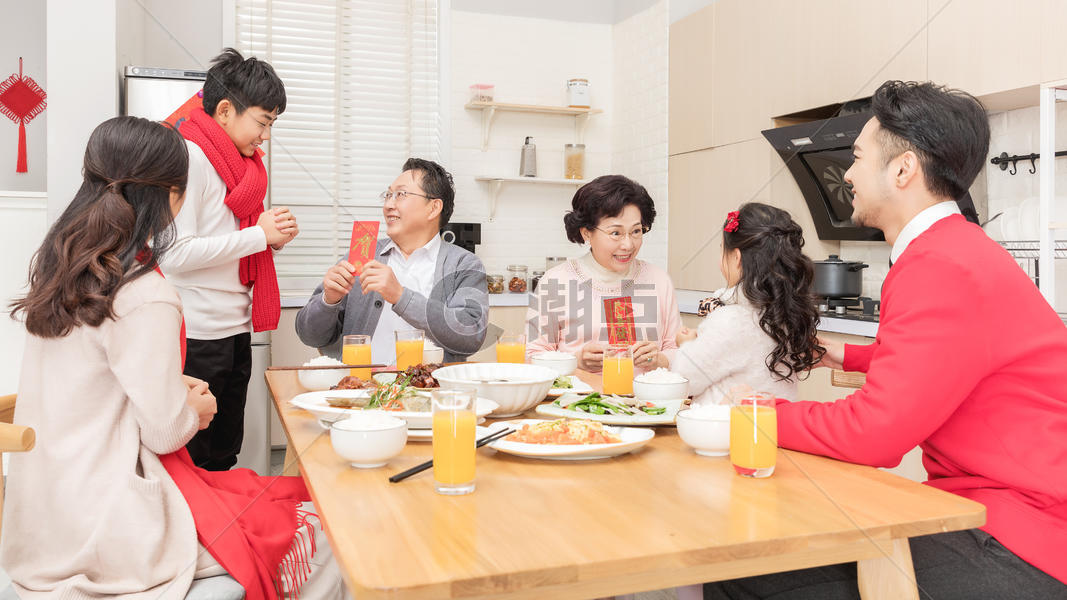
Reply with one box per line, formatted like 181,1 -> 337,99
379,190 -> 431,202
595,226 -> 648,242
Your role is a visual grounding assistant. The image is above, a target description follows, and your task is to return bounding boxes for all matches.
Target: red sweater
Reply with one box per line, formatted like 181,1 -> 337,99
778,215 -> 1067,584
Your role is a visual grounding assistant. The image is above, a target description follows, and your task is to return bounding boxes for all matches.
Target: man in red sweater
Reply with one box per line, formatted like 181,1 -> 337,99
706,81 -> 1067,599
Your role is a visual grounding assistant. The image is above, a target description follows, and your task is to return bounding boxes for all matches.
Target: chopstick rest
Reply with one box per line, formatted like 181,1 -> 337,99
388,427 -> 515,483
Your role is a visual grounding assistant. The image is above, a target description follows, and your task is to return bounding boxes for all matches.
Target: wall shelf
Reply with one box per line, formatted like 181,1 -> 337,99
464,101 -> 603,150
474,176 -> 588,221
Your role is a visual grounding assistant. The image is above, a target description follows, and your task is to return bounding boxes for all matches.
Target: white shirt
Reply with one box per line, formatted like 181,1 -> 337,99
157,140 -> 268,339
890,201 -> 961,264
370,234 -> 442,365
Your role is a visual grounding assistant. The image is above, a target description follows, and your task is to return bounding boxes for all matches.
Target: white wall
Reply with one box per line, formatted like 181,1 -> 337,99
449,10 -> 615,276
612,0 -> 669,269
0,193 -> 48,394
0,0 -> 46,192
117,0 -> 225,71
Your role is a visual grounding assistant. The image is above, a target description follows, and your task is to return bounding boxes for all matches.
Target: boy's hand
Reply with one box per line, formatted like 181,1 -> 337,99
269,207 -> 299,250
676,327 -> 697,346
257,208 -> 290,247
322,260 -> 357,305
359,261 -> 404,304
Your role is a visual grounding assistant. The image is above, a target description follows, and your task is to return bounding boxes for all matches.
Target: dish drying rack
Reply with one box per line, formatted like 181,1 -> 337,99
999,240 -> 1067,289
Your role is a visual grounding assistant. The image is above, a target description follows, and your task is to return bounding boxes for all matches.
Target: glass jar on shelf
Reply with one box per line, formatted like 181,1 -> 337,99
507,265 -> 528,293
564,144 -> 585,180
487,274 -> 505,294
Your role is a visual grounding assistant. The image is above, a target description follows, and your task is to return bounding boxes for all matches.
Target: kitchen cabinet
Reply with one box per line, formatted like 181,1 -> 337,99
668,6 -> 715,155
1041,0 -> 1067,84
928,0 -> 1043,98
668,140 -> 772,290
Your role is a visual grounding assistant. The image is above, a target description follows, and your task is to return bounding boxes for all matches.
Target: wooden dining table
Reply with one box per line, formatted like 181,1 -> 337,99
266,369 -> 984,600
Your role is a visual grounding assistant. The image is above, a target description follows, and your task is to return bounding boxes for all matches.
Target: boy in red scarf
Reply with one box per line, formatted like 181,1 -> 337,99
159,48 -> 297,472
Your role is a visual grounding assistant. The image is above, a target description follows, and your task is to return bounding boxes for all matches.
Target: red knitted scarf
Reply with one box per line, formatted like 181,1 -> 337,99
155,269 -> 315,599
179,109 -> 280,332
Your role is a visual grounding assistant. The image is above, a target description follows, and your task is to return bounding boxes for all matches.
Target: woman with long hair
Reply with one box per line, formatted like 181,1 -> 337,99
2,116 -> 348,600
671,202 -> 824,406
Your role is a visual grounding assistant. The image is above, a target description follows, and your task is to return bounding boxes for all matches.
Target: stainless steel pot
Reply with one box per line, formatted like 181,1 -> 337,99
812,255 -> 868,298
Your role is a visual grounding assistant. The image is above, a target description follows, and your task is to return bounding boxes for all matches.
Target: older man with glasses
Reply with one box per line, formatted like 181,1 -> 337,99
296,158 -> 489,366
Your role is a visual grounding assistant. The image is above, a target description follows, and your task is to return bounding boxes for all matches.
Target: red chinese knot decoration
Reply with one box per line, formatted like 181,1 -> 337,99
0,58 -> 47,173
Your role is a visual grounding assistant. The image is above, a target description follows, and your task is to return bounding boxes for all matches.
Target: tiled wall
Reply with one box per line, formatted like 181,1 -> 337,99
449,7 -> 670,278
611,0 -> 670,268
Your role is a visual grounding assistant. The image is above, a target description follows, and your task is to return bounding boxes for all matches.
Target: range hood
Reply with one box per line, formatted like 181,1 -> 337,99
762,102 -> 978,241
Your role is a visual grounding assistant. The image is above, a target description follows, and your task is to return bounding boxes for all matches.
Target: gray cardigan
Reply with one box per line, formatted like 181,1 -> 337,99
295,238 -> 489,363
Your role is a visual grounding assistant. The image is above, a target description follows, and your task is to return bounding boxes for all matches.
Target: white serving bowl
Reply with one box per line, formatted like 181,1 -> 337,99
329,413 -> 407,468
423,341 -> 445,364
432,363 -> 557,417
632,377 -> 689,402
676,405 -> 731,457
529,352 -> 578,376
297,363 -> 348,391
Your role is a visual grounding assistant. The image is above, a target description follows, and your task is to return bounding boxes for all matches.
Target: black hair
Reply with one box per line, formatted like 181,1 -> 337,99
10,116 -> 188,337
202,48 -> 286,117
723,202 -> 825,381
871,80 -> 989,201
402,157 -> 455,229
563,175 -> 656,244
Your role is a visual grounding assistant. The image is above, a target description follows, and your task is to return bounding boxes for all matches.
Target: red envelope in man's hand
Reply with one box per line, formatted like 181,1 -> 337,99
348,221 -> 380,275
604,297 -> 636,346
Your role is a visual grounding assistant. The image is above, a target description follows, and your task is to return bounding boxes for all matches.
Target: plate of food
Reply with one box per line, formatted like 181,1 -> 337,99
545,375 -> 595,398
484,418 -> 654,460
535,392 -> 683,426
290,383 -> 498,430
372,363 -> 444,390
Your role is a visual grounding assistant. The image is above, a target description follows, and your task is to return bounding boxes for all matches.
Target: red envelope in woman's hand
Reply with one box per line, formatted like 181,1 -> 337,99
604,297 -> 636,346
348,221 -> 380,275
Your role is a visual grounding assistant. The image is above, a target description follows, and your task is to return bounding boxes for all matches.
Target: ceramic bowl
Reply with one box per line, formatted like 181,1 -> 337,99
329,413 -> 407,468
632,377 -> 689,402
297,361 -> 348,391
675,405 -> 731,457
529,352 -> 578,376
432,363 -> 557,417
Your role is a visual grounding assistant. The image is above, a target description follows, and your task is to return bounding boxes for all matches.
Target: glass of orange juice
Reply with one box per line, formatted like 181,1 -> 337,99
394,329 -> 425,371
432,389 -> 477,495
730,391 -> 777,478
342,334 -> 372,379
495,334 -> 526,363
602,344 -> 634,395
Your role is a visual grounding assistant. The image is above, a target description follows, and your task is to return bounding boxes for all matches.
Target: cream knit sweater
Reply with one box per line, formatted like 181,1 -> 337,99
671,287 -> 798,406
1,271 -> 200,600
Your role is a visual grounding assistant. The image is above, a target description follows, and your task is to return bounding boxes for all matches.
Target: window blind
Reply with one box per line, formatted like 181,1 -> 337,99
235,0 -> 441,295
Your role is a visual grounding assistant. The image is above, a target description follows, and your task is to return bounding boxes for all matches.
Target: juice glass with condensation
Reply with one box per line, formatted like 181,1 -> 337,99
495,334 -> 526,363
730,391 -> 777,478
432,389 -> 477,495
342,334 -> 372,379
395,329 -> 425,371
602,344 -> 634,395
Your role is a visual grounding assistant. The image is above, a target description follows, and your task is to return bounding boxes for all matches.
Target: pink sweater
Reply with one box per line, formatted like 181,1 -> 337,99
526,256 -> 682,373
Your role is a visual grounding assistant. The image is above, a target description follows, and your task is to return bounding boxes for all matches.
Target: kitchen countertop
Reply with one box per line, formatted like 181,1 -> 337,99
677,289 -> 878,338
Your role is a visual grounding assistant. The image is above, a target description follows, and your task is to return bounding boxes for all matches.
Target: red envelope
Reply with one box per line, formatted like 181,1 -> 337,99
348,221 -> 380,275
604,297 -> 636,346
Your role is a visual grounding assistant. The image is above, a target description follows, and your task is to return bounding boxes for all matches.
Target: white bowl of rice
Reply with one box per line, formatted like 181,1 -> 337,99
529,351 -> 578,376
297,356 -> 348,391
632,368 -> 689,402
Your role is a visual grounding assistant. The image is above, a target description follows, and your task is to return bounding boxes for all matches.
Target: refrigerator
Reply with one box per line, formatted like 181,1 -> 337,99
123,66 -> 274,475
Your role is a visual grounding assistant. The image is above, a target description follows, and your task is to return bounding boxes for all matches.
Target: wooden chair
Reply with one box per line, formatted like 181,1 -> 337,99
830,369 -> 866,389
0,394 -> 244,600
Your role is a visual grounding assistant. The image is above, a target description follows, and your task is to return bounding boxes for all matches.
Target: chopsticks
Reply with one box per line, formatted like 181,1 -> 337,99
267,364 -> 387,371
388,427 -> 516,483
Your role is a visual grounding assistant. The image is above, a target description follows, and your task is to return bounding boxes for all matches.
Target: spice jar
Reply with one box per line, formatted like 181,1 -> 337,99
530,270 -> 544,293
507,265 -> 528,293
564,144 -> 585,180
487,274 -> 505,294
567,78 -> 590,108
469,83 -> 494,103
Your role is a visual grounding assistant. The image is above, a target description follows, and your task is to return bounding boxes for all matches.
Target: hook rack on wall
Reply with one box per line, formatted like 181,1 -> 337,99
990,150 -> 1067,175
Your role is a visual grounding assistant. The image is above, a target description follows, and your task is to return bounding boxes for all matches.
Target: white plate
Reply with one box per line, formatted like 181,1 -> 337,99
545,375 -> 595,398
484,419 -> 655,460
407,422 -> 490,442
536,396 -> 683,426
289,390 -> 498,429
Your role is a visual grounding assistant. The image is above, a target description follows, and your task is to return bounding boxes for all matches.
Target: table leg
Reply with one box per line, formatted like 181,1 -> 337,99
282,444 -> 300,476
857,538 -> 919,600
